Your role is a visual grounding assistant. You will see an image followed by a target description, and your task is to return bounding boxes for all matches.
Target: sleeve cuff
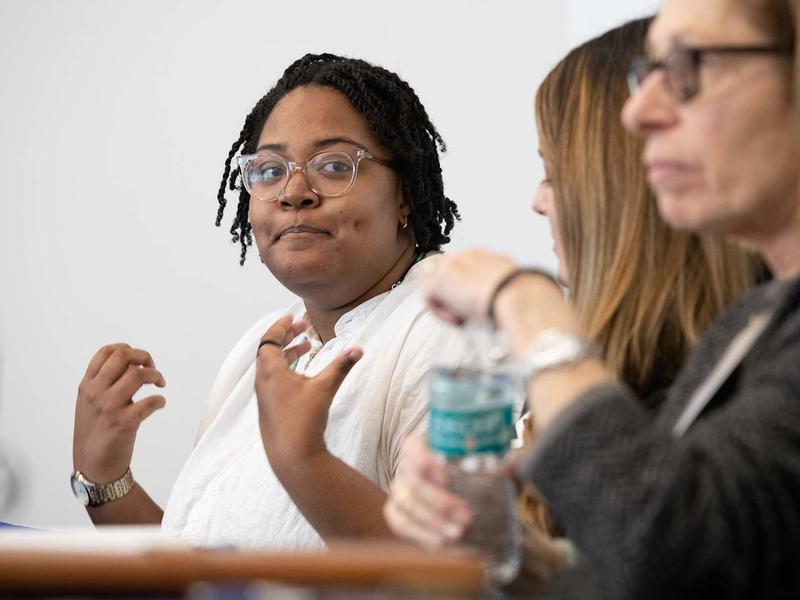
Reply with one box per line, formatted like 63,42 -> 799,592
515,383 -> 638,484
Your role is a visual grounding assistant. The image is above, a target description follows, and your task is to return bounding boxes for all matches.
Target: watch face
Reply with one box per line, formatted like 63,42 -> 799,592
70,474 -> 90,506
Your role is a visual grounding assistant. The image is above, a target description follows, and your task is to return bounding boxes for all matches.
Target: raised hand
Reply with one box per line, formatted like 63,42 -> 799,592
254,315 -> 362,476
73,344 -> 166,483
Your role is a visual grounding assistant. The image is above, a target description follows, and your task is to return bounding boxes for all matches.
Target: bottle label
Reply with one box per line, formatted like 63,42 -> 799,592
429,404 -> 514,456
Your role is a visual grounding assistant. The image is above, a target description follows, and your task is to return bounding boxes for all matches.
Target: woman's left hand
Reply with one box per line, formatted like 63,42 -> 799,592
254,315 -> 362,475
423,250 -> 517,325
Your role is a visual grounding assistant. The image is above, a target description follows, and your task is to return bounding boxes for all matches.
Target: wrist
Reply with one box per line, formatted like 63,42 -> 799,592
268,441 -> 330,484
487,268 -> 558,327
70,466 -> 135,507
493,276 -> 571,354
530,359 -> 610,429
270,449 -> 334,504
73,456 -> 132,485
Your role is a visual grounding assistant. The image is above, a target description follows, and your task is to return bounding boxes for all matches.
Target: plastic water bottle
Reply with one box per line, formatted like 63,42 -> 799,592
427,327 -> 523,586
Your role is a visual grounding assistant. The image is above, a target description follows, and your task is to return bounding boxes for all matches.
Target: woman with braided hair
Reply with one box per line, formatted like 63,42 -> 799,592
70,53 -> 472,549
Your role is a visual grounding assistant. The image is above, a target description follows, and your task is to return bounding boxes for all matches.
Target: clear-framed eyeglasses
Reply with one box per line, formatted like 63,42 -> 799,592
236,147 -> 393,202
627,44 -> 792,102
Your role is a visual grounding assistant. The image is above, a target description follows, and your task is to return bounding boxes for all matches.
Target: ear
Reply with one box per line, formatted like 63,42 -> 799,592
394,182 -> 416,242
399,214 -> 417,250
395,183 -> 409,225
397,200 -> 412,231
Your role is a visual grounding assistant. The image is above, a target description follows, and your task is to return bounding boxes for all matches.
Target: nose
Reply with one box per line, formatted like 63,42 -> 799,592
532,181 -> 549,216
621,71 -> 678,138
278,166 -> 320,210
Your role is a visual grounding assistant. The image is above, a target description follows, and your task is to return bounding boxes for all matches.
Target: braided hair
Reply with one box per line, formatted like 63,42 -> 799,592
215,53 -> 460,265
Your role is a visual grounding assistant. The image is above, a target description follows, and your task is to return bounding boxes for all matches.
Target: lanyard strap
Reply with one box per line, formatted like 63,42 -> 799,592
672,310 -> 774,437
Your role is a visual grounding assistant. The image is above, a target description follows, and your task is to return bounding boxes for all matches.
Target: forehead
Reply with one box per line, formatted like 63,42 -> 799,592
258,85 -> 379,149
648,0 -> 768,52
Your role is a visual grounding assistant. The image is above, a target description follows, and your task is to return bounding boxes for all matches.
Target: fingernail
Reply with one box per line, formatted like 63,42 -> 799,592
444,523 -> 463,539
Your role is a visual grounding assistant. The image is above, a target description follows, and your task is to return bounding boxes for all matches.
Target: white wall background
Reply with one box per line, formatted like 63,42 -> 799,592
0,0 -> 656,527
568,0 -> 660,46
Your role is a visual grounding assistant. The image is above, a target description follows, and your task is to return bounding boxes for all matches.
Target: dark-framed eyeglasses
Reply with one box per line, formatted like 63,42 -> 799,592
628,44 -> 792,102
236,147 -> 393,201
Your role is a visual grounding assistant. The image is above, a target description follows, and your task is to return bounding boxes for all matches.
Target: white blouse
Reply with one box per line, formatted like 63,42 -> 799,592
161,255 -> 473,550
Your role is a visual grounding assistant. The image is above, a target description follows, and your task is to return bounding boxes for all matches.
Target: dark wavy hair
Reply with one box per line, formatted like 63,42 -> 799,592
215,53 -> 460,265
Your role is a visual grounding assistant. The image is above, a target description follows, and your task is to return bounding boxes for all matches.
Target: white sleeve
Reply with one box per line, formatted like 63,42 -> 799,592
381,312 -> 472,478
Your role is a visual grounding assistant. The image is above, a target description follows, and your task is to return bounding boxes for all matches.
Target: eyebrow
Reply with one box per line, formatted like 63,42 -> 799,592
646,30 -> 715,57
255,137 -> 365,153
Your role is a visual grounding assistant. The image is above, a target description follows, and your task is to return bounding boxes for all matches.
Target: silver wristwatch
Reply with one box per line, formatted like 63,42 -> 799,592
522,328 -> 600,380
70,467 -> 135,507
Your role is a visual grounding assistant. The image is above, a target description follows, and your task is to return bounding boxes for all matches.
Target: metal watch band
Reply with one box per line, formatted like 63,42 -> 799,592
75,467 -> 135,507
523,328 -> 600,380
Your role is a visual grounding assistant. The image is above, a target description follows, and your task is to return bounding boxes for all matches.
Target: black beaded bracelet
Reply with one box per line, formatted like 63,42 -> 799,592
486,267 -> 560,327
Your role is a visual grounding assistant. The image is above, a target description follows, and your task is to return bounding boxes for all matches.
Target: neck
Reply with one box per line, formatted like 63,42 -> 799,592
759,225 -> 800,281
304,243 -> 418,343
752,191 -> 800,280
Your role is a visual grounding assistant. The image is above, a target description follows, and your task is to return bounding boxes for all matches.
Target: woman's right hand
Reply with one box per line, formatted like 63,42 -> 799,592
423,250 -> 517,326
73,344 -> 166,483
383,435 -> 473,548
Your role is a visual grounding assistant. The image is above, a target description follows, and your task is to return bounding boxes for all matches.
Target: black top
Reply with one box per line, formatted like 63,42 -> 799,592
519,277 -> 800,599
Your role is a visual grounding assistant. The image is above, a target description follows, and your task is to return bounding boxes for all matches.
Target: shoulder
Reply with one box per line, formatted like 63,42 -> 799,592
665,279 -> 791,397
371,266 -> 467,361
745,278 -> 800,374
705,279 -> 784,338
354,291 -> 468,395
711,277 -> 800,355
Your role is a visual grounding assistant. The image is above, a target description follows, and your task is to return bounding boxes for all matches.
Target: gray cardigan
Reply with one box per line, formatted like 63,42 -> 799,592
520,276 -> 800,599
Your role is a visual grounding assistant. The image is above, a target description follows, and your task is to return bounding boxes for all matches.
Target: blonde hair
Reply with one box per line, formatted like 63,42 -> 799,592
535,18 -> 760,398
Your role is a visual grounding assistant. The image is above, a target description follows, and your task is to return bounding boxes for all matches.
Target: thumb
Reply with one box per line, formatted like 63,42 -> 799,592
316,348 -> 363,396
132,394 -> 167,424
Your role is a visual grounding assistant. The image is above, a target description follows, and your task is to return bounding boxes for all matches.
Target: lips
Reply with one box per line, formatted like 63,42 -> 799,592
644,157 -> 700,189
276,224 -> 330,240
